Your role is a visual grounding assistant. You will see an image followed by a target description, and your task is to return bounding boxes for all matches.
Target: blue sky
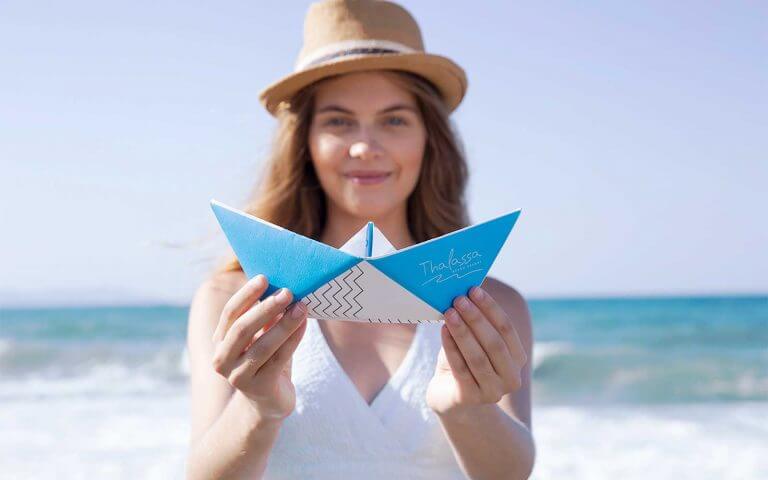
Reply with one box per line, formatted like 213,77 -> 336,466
1,1 -> 766,306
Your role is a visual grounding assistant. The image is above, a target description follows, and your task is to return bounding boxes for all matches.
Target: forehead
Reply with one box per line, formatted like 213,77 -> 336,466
313,71 -> 417,112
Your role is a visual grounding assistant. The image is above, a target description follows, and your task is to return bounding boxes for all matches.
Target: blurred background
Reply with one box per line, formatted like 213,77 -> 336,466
1,1 -> 766,478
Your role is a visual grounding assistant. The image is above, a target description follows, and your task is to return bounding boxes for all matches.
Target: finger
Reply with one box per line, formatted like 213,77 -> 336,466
212,287 -> 294,377
228,301 -> 307,384
255,314 -> 308,380
212,274 -> 269,342
440,325 -> 479,390
454,293 -> 521,391
243,311 -> 284,352
469,286 -> 527,365
444,307 -> 500,396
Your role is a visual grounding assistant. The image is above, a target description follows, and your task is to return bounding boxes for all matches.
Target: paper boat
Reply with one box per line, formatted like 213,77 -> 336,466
210,199 -> 521,324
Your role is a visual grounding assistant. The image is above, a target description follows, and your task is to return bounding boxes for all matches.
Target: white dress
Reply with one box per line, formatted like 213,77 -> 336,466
262,316 -> 467,479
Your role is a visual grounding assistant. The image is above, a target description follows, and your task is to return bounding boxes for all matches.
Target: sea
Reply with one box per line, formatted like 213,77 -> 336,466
1,296 -> 766,479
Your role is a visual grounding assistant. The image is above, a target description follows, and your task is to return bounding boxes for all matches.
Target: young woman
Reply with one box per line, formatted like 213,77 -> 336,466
185,1 -> 534,479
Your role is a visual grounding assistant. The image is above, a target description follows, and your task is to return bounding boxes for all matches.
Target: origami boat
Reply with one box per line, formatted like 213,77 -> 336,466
210,199 -> 521,324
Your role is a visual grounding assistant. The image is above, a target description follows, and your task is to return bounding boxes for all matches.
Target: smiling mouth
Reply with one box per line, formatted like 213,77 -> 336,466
343,172 -> 392,185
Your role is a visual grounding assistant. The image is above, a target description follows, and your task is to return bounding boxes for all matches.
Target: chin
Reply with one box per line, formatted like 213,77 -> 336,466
344,199 -> 399,220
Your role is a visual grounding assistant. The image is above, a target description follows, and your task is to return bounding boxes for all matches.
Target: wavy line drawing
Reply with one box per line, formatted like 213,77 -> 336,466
348,267 -> 365,316
336,270 -> 354,316
340,266 -> 364,317
303,288 -> 323,315
304,265 -> 366,319
321,279 -> 343,317
420,268 -> 484,286
315,283 -> 333,316
300,265 -> 447,323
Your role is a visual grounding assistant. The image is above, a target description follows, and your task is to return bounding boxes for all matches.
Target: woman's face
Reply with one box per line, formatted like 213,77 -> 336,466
308,71 -> 427,220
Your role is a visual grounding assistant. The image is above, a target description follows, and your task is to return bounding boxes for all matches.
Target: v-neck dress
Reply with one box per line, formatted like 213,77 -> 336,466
262,317 -> 466,479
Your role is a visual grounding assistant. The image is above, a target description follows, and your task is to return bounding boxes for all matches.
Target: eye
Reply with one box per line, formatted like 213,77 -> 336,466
323,117 -> 353,127
386,116 -> 408,126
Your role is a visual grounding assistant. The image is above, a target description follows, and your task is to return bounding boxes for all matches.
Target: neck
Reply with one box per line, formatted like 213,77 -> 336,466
319,202 -> 416,251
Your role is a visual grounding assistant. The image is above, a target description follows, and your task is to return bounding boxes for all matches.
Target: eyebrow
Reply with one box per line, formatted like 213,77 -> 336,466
315,103 -> 418,115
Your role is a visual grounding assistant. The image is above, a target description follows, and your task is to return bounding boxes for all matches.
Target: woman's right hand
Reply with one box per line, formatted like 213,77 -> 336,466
210,273 -> 308,422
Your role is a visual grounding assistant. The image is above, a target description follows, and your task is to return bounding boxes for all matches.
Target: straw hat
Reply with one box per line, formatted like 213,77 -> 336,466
258,0 -> 468,116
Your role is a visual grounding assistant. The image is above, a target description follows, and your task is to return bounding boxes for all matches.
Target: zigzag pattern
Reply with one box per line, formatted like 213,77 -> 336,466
302,265 -> 365,318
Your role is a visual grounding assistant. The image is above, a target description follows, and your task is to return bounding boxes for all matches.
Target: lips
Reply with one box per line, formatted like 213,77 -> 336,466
343,171 -> 392,185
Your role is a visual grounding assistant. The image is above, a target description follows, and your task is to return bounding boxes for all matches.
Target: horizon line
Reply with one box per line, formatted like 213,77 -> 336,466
1,291 -> 766,311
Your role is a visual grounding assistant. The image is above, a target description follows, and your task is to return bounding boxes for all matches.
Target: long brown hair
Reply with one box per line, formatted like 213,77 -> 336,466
214,70 -> 470,275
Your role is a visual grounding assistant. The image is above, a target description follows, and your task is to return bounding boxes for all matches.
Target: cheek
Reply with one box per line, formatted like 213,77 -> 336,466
393,132 -> 426,182
309,132 -> 346,178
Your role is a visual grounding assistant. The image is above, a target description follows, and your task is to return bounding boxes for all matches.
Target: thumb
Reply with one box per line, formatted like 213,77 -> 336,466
435,324 -> 467,375
435,345 -> 452,373
283,317 -> 308,378
285,353 -> 293,378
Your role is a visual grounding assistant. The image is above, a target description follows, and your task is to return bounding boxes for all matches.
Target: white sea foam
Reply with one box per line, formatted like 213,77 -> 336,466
532,341 -> 572,370
1,296 -> 766,478
0,389 -> 190,480
0,339 -> 188,381
0,377 -> 765,479
179,345 -> 190,376
530,402 -> 768,480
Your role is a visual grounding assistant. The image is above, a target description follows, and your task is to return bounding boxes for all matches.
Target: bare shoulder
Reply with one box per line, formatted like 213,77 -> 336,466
186,269 -> 248,444
197,269 -> 249,302
188,269 -> 248,339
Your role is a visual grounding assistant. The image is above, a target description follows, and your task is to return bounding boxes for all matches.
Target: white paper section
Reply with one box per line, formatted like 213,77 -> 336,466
301,261 -> 443,323
338,223 -> 396,257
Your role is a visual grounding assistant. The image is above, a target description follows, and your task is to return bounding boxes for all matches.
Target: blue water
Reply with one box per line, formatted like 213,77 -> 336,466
530,295 -> 767,405
1,296 -> 766,405
1,296 -> 767,479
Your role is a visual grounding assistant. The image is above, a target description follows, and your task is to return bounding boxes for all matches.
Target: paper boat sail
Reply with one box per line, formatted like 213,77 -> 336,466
210,199 -> 521,324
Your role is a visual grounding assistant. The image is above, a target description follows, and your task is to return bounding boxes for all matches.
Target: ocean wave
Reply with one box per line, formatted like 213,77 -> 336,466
2,335 -> 765,405
0,338 -> 188,384
531,343 -> 768,404
1,397 -> 766,479
532,341 -> 573,370
529,402 -> 768,479
0,338 -> 10,356
0,364 -> 183,400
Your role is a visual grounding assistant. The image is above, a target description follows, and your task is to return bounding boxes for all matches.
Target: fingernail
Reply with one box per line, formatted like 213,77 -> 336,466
471,286 -> 485,300
457,296 -> 470,309
276,288 -> 290,301
291,302 -> 306,319
445,309 -> 459,325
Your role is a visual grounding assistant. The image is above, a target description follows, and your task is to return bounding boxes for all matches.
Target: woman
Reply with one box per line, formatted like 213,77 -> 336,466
185,1 -> 535,479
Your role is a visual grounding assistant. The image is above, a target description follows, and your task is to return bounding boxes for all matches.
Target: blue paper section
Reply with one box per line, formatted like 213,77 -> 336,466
368,210 -> 521,313
365,221 -> 373,257
210,200 -> 362,300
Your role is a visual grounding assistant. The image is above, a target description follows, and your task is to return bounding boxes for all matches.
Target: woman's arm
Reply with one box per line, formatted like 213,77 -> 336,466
430,278 -> 536,480
436,403 -> 534,480
185,273 -> 300,480
186,389 -> 284,480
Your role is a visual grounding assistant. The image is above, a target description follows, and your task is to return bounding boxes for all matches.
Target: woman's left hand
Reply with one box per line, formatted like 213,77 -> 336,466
426,285 -> 528,417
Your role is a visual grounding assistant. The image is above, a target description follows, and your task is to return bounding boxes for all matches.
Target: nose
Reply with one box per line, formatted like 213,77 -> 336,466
349,129 -> 383,161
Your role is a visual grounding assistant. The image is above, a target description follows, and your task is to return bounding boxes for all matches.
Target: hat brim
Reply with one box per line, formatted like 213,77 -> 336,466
258,52 -> 467,116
